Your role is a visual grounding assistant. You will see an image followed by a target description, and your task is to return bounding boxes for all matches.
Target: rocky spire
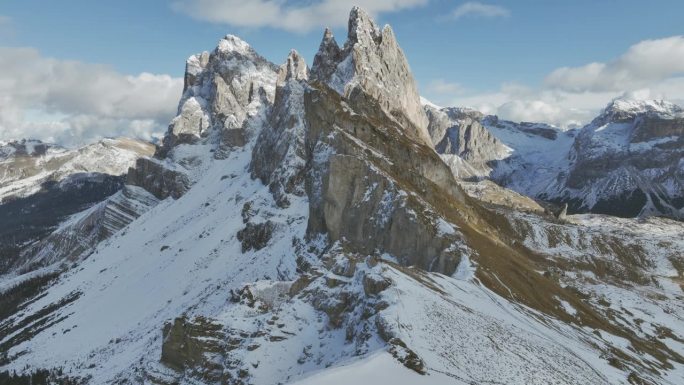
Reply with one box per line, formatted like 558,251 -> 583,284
311,28 -> 343,83
183,51 -> 209,92
310,7 -> 432,146
346,6 -> 382,47
277,49 -> 309,87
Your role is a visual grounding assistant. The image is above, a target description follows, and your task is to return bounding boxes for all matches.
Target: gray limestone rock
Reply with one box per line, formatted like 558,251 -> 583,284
250,50 -> 309,206
161,35 -> 278,156
425,105 -> 509,178
302,83 -> 472,275
237,221 -> 275,252
310,7 -> 431,146
126,158 -> 190,200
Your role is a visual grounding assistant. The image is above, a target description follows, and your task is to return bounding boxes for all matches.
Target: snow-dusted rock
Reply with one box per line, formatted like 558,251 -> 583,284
126,157 -> 190,200
557,99 -> 684,218
0,138 -> 154,275
0,138 -> 155,202
250,50 -> 309,207
426,97 -> 684,219
424,104 -> 509,179
311,7 -> 431,146
162,35 -> 278,154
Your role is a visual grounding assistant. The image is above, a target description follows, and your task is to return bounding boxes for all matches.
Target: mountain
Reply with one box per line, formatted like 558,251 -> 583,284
425,98 -> 684,220
0,138 -> 155,275
556,99 -> 684,218
1,7 -> 683,385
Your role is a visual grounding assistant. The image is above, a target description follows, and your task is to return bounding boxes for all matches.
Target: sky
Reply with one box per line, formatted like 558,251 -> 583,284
1,0 -> 684,146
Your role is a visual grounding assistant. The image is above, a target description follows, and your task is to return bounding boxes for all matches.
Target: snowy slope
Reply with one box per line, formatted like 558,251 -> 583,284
0,138 -> 155,201
1,146 -> 311,382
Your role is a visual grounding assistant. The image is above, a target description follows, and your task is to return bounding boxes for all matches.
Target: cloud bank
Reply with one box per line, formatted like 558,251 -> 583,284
0,47 -> 183,146
427,36 -> 684,128
449,2 -> 510,20
171,0 -> 429,33
544,36 -> 684,92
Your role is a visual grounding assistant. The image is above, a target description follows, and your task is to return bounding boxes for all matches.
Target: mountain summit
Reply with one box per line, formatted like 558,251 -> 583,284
311,7 -> 432,145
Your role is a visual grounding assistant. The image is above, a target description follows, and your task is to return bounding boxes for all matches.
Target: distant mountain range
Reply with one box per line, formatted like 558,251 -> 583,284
425,97 -> 684,219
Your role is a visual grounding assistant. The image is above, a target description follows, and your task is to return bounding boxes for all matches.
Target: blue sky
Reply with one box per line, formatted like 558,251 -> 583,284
1,0 -> 684,144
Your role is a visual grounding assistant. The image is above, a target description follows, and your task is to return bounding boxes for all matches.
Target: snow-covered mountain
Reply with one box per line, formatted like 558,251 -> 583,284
425,98 -> 684,219
0,7 -> 682,385
0,138 -> 154,275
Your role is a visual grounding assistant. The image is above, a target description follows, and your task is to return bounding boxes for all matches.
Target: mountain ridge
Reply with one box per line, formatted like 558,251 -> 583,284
0,7 -> 682,385
424,96 -> 684,220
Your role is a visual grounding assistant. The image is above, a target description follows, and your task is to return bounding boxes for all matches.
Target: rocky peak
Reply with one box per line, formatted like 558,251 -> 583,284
346,6 -> 382,47
217,34 -> 254,56
310,28 -> 343,82
593,98 -> 683,126
183,51 -> 209,92
310,7 -> 432,146
250,51 -> 309,207
160,35 -> 278,155
424,105 -> 509,178
277,49 -> 309,87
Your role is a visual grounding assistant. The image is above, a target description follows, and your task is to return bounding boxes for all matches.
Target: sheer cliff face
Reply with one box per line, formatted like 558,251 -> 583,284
310,7 -> 432,146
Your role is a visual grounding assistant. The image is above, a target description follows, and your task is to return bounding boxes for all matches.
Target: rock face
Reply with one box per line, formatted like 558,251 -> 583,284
162,35 -> 278,155
424,105 -> 509,179
126,158 -> 190,200
557,99 -> 684,218
310,7 -> 431,146
304,84 -> 471,274
160,317 -> 232,383
250,50 -> 309,206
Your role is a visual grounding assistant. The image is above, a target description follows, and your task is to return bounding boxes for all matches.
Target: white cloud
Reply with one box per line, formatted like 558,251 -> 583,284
545,36 -> 684,92
428,36 -> 684,128
426,79 -> 464,94
449,2 -> 510,20
0,47 -> 183,146
171,0 -> 429,33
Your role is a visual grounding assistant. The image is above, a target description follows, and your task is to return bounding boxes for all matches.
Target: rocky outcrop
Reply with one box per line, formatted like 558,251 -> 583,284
303,83 -> 471,275
161,35 -> 278,155
310,7 -> 431,146
126,158 -> 190,200
160,316 -> 232,383
237,221 -> 275,252
424,105 -> 509,179
250,50 -> 309,206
